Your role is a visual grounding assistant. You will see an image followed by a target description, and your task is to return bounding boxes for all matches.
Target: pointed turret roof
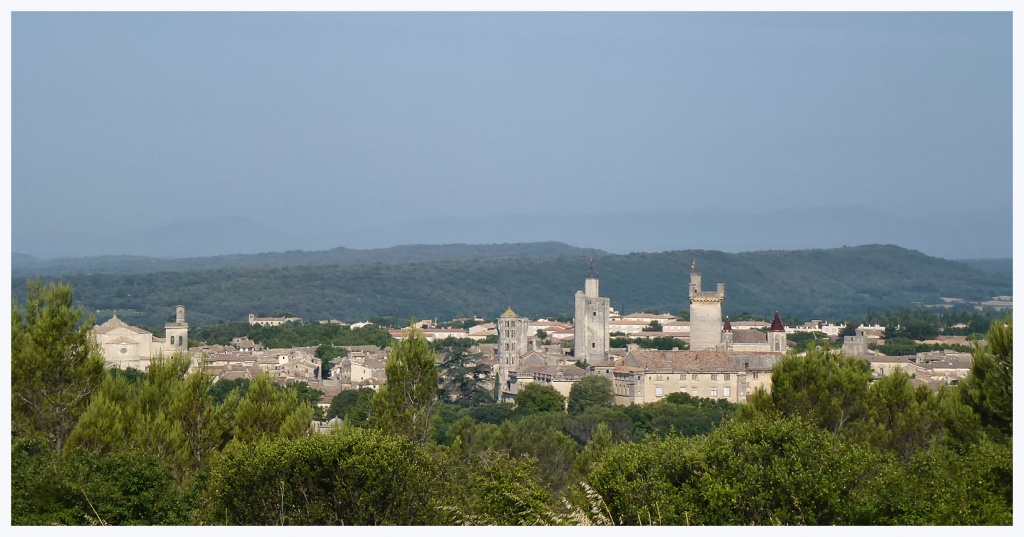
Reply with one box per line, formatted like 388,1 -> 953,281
500,307 -> 518,318
769,310 -> 785,332
722,316 -> 732,332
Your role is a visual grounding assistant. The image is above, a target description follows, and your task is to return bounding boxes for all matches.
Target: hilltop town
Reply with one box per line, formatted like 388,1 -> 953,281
92,260 -> 997,418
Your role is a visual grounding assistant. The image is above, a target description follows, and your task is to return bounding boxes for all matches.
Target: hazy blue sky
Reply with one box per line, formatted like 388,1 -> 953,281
11,12 -> 1013,258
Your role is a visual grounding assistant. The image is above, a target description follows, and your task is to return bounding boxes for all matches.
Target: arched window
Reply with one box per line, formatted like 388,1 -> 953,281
178,335 -> 184,346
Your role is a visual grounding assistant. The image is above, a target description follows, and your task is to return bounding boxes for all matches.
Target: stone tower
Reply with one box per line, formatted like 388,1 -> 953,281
165,305 -> 189,353
496,307 -> 529,397
574,259 -> 610,364
768,310 -> 786,352
689,260 -> 725,351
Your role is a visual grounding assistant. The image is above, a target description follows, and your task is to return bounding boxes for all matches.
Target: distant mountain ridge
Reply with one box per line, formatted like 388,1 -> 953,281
11,242 -> 609,277
12,244 -> 1011,330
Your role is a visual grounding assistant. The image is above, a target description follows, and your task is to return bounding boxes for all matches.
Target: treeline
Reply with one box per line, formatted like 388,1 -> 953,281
190,320 -> 394,349
11,244 -> 1011,329
11,281 -> 1013,525
864,306 -> 998,340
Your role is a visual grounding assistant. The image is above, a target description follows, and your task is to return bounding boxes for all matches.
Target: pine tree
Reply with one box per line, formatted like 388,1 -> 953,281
371,327 -> 439,442
12,279 -> 106,451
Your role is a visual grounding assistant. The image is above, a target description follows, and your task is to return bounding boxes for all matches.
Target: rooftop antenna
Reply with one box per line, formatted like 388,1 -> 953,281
588,257 -> 596,278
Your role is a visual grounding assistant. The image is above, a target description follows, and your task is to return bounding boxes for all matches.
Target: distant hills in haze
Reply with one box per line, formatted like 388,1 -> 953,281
11,204 -> 1012,260
12,242 -> 608,277
12,243 -> 1012,330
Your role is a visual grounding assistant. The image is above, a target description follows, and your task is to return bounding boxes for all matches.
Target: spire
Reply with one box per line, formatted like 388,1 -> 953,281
769,310 -> 785,332
722,316 -> 732,332
691,259 -> 696,272
500,307 -> 518,318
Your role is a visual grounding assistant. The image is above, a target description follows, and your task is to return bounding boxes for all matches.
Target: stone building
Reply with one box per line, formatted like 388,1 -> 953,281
94,306 -> 190,371
574,260 -> 610,364
599,349 -> 748,405
248,313 -> 302,326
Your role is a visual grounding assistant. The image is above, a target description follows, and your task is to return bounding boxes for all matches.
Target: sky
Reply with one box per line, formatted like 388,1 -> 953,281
9,10 -> 1015,259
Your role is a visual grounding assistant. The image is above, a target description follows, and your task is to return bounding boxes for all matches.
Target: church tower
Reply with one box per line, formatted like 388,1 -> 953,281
574,259 -> 610,364
689,260 -> 725,350
496,307 -> 529,398
165,305 -> 189,354
768,310 -> 787,352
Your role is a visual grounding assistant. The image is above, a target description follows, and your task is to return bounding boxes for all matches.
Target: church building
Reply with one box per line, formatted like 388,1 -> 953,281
93,305 -> 190,371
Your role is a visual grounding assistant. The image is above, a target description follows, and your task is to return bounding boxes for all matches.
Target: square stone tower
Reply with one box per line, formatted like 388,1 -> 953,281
574,260 -> 610,364
164,305 -> 189,353
496,307 -> 530,398
689,262 -> 725,351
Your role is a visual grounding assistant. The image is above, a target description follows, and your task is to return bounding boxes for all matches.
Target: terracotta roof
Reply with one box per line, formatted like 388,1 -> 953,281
769,310 -> 785,332
537,364 -> 586,379
626,349 -> 742,373
722,317 -> 732,332
520,364 -> 548,375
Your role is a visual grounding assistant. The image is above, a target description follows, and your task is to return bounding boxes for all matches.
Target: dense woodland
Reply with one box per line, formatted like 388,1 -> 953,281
11,280 -> 1013,525
10,244 -> 1011,330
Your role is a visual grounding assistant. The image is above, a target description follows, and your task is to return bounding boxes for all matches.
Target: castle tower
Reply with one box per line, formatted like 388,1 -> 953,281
165,305 -> 189,354
720,316 -> 734,349
768,310 -> 786,352
689,260 -> 725,350
496,307 -> 530,398
574,259 -> 610,364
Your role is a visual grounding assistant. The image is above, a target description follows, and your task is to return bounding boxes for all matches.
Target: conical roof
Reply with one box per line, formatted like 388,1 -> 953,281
769,310 -> 785,332
722,316 -> 732,332
500,307 -> 518,318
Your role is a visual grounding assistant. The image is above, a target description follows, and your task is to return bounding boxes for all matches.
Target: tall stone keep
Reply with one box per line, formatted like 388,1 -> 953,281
496,307 -> 529,397
165,305 -> 189,352
689,261 -> 725,351
574,260 -> 610,364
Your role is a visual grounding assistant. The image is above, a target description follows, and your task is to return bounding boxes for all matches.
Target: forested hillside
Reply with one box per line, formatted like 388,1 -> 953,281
12,242 -> 608,276
11,244 -> 1010,330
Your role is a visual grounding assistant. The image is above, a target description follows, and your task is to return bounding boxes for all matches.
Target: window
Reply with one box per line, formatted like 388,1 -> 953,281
655,387 -> 663,397
724,373 -> 730,381
710,387 -> 718,398
593,311 -> 597,316
592,342 -> 596,348
679,374 -> 686,380
691,388 -> 698,396
680,387 -> 687,393
691,373 -> 698,380
753,372 -> 760,379
724,387 -> 731,397
711,373 -> 718,381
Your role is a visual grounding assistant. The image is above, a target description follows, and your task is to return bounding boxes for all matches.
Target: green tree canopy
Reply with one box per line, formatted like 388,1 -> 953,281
371,327 -> 439,442
12,279 -> 106,451
567,376 -> 614,415
515,384 -> 566,413
959,315 -> 1012,438
744,345 -> 872,436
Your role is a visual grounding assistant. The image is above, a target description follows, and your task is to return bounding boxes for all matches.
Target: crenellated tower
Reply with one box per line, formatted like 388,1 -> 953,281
689,260 -> 725,350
